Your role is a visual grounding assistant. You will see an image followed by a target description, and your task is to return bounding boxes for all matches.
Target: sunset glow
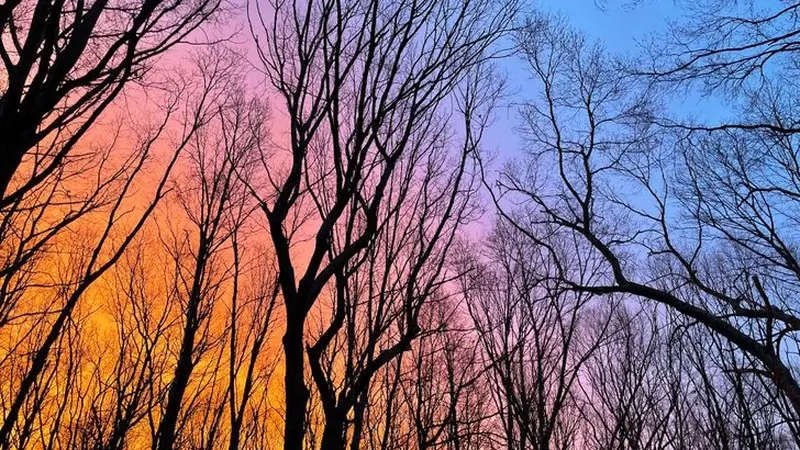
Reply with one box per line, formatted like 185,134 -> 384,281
3,1 -> 800,449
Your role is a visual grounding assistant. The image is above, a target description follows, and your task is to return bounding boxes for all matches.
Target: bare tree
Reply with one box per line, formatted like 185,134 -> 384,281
638,1 -> 800,99
248,1 -> 516,448
464,221 -> 616,450
69,243 -> 175,450
224,249 -> 281,450
0,50 -> 231,447
0,0 -> 221,204
152,63 -> 266,450
490,6 -> 800,431
577,305 -> 689,450
300,65 -> 497,450
399,299 -> 493,450
677,317 -> 798,450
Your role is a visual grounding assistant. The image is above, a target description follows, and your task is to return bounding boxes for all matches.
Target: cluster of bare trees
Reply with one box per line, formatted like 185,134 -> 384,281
4,0 -> 800,448
486,1 -> 800,448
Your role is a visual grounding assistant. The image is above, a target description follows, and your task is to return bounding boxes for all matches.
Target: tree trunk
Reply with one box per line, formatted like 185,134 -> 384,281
320,410 -> 346,450
283,312 -> 309,450
154,307 -> 199,450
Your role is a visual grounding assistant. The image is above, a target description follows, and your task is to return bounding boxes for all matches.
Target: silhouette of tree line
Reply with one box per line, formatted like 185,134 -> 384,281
2,0 -> 800,449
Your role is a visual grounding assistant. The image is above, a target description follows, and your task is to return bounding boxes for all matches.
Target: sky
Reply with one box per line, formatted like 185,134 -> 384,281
463,0 -> 683,234
252,0 -> 702,169
489,0 -> 790,152
485,0 -> 684,159
544,0 -> 677,49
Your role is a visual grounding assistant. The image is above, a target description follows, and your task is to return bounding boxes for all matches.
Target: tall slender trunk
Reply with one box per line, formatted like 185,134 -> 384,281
0,133 -> 25,204
349,393 -> 367,450
153,304 -> 200,450
320,410 -> 346,450
153,243 -> 208,450
283,309 -> 309,450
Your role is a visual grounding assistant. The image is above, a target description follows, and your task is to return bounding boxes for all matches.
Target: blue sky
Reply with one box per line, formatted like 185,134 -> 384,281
541,0 -> 678,51
485,0 -> 685,161
484,0 -> 786,169
488,0 -> 790,152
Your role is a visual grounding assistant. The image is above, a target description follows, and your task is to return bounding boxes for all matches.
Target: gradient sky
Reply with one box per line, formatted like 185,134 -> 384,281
486,0 -> 680,157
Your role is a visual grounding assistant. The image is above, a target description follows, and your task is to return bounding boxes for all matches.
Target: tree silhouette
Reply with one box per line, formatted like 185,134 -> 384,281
0,0 -> 220,205
248,1 -> 515,447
